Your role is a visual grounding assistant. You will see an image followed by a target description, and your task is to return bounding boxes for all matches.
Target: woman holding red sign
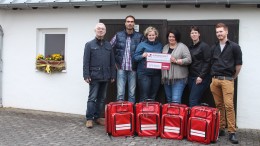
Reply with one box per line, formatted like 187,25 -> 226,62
133,26 -> 163,102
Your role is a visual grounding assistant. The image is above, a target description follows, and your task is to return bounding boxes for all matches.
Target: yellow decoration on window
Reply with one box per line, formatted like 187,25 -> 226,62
46,64 -> 51,73
36,54 -> 65,74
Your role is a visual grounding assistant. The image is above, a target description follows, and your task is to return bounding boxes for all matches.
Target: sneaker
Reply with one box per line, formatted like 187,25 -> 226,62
95,118 -> 105,126
229,133 -> 239,144
86,120 -> 93,128
219,129 -> 226,136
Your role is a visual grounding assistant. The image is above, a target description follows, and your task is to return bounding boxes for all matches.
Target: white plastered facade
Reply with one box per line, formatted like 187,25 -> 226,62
0,5 -> 259,129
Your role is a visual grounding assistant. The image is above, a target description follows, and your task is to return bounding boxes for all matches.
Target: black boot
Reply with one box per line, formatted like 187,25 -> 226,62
219,129 -> 225,136
229,133 -> 239,144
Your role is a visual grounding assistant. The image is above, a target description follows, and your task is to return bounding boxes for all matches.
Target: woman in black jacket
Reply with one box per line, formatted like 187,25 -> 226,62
188,26 -> 211,107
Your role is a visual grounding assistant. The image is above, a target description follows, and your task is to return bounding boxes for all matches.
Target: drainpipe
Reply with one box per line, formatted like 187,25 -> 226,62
0,25 -> 3,107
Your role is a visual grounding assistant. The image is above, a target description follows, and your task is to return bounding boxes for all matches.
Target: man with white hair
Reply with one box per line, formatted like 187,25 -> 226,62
83,23 -> 116,128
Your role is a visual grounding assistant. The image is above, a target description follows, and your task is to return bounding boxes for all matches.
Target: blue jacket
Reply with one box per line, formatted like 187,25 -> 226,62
133,40 -> 163,75
83,38 -> 116,81
111,30 -> 143,70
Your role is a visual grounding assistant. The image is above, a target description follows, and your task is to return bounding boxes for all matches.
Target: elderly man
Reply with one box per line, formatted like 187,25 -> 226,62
83,23 -> 116,128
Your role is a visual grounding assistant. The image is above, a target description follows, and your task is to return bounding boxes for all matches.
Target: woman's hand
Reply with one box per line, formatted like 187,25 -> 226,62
196,77 -> 203,85
170,57 -> 182,65
170,57 -> 176,63
176,59 -> 182,65
142,52 -> 148,58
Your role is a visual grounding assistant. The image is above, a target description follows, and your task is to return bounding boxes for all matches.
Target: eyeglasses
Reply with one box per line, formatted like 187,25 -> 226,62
97,27 -> 106,31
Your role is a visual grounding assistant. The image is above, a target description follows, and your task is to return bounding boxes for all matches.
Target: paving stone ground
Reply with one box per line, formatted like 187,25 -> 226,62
0,107 -> 259,146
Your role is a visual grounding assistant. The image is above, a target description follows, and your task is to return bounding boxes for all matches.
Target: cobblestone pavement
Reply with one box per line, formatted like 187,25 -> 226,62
1,108 -> 259,146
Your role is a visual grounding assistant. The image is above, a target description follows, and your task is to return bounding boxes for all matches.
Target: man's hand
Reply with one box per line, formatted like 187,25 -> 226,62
111,79 -> 115,83
85,78 -> 91,83
233,65 -> 242,79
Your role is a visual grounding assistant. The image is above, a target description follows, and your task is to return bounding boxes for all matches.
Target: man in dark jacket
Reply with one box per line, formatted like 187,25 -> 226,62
110,15 -> 143,103
83,23 -> 116,128
210,23 -> 242,144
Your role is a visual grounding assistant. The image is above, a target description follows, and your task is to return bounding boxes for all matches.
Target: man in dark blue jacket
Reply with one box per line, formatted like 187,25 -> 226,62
110,15 -> 143,103
83,23 -> 116,128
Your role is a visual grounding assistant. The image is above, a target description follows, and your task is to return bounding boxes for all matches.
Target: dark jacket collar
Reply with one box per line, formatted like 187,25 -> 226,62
95,37 -> 105,45
145,39 -> 159,45
190,41 -> 201,48
124,29 -> 137,37
215,40 -> 231,45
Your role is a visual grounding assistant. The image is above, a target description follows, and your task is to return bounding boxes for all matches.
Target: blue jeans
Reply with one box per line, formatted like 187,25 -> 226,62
117,69 -> 136,103
188,75 -> 211,107
137,74 -> 161,102
164,78 -> 187,103
86,81 -> 108,120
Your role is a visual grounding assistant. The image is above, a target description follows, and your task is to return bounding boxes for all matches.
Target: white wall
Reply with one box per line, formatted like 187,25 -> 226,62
0,10 -> 3,21
0,5 -> 259,129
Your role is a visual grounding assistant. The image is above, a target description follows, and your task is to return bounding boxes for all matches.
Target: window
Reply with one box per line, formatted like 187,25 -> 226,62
45,34 -> 65,58
37,28 -> 67,60
36,28 -> 67,73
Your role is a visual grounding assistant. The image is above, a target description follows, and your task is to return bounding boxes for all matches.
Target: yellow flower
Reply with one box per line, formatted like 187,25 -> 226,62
51,54 -> 63,61
36,53 -> 65,74
36,54 -> 44,60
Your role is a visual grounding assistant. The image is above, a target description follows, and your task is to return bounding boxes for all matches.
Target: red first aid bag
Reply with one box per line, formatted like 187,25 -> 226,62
105,101 -> 134,137
135,101 -> 161,137
160,103 -> 189,140
187,104 -> 220,144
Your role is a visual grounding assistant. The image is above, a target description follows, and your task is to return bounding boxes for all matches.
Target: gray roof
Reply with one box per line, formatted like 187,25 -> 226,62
0,0 -> 260,10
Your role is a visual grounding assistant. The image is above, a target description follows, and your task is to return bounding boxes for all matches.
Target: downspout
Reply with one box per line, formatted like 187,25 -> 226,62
0,25 -> 3,107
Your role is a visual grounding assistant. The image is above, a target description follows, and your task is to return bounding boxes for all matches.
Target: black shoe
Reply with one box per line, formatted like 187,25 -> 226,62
219,129 -> 225,136
229,133 -> 239,144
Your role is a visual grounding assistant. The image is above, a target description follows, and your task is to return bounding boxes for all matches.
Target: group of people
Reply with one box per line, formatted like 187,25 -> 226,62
83,15 -> 242,144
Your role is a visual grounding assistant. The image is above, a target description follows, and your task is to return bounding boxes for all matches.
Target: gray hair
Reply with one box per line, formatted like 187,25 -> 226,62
94,23 -> 106,30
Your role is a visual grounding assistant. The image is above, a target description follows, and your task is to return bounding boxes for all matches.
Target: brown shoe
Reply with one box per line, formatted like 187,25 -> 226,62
86,120 -> 93,128
95,118 -> 105,126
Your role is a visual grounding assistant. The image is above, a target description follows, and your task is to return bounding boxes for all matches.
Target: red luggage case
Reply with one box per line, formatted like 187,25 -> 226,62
160,103 -> 189,140
187,105 -> 220,144
105,101 -> 134,137
135,101 -> 161,137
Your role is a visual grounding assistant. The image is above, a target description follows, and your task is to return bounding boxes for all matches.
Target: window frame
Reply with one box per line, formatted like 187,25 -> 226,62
36,28 -> 68,72
37,28 -> 67,59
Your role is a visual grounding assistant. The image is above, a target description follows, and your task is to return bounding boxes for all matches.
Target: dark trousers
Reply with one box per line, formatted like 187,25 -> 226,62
86,81 -> 108,120
188,74 -> 211,107
137,74 -> 161,102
